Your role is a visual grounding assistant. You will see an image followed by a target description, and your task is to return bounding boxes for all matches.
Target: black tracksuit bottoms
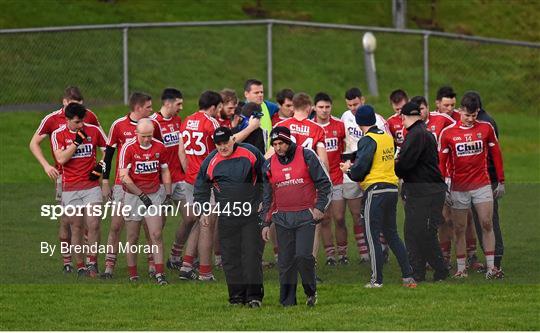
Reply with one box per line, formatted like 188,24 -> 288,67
275,223 -> 316,306
364,184 -> 413,284
404,191 -> 449,281
218,216 -> 264,304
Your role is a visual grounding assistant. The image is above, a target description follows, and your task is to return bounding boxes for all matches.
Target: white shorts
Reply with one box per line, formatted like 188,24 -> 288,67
123,188 -> 165,222
331,184 -> 344,201
55,176 -> 62,202
342,182 -> 363,200
62,186 -> 102,207
112,184 -> 125,204
451,185 -> 493,210
171,181 -> 186,202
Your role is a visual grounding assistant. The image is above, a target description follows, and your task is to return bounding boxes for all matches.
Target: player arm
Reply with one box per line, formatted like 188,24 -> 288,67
304,148 -> 332,213
102,146 -> 116,181
52,133 -> 78,166
259,160 -> 274,225
487,128 -> 505,183
161,166 -> 172,196
233,116 -> 260,143
347,137 -> 376,182
178,136 -> 188,173
118,168 -> 142,195
438,135 -> 450,178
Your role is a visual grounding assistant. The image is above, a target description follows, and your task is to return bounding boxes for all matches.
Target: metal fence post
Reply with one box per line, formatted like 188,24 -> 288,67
423,33 -> 429,101
267,22 -> 273,99
123,27 -> 129,105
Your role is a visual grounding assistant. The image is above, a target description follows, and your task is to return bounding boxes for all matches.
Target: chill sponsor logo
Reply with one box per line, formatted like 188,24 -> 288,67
347,126 -> 363,139
276,177 -> 305,188
325,137 -> 339,151
162,131 -> 180,147
134,160 -> 159,174
290,124 -> 310,136
72,143 -> 93,158
455,140 -> 483,157
186,119 -> 200,131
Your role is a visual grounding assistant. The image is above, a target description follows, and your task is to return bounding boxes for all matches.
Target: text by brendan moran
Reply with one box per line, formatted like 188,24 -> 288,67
40,242 -> 157,257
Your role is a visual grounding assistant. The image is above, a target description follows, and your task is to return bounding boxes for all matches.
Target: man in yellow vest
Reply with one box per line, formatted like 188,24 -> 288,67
340,105 -> 416,289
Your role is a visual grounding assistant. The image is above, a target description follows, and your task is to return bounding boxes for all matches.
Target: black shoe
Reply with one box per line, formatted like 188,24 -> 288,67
179,269 -> 198,280
338,256 -> 350,265
247,300 -> 262,308
306,293 -> 317,307
86,263 -> 98,278
166,259 -> 182,271
155,273 -> 169,285
77,267 -> 88,277
325,257 -> 337,266
63,264 -> 73,274
100,272 -> 113,279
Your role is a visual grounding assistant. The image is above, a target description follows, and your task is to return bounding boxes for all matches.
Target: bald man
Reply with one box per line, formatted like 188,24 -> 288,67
118,118 -> 173,285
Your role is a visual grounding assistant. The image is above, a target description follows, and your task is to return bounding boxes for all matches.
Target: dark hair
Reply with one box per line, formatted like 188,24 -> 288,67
129,92 -> 152,111
276,88 -> 294,105
460,93 -> 480,113
220,88 -> 238,105
464,91 -> 483,109
410,95 -> 427,107
292,92 -> 312,110
65,102 -> 87,120
161,88 -> 182,101
389,89 -> 408,104
345,87 -> 362,100
63,86 -> 83,102
198,90 -> 223,110
436,86 -> 456,101
241,102 -> 262,117
244,79 -> 263,92
314,92 -> 332,105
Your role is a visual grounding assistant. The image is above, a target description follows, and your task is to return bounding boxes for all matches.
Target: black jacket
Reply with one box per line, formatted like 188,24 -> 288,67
194,143 -> 265,217
395,120 -> 446,196
347,126 -> 378,182
477,109 -> 499,183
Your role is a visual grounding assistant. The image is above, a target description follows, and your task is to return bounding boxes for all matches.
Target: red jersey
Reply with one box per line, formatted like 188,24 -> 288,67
387,113 -> 405,146
150,112 -> 185,183
51,123 -> 107,191
217,117 -> 232,128
119,138 -> 168,194
434,109 -> 461,122
35,107 -> 101,172
316,116 -> 346,185
275,117 -> 326,150
107,115 -> 162,185
425,112 -> 455,141
271,113 -> 289,127
180,111 -> 220,184
439,121 -> 504,191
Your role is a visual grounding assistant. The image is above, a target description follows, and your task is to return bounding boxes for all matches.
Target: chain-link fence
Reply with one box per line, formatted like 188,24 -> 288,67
1,19 -> 538,114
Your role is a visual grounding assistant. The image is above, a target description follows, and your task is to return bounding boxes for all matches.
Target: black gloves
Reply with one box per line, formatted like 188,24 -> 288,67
74,130 -> 88,146
138,193 -> 152,208
89,161 -> 105,181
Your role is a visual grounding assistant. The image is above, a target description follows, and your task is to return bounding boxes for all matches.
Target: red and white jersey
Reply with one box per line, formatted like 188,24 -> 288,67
315,116 -> 346,185
150,112 -> 185,183
274,117 -> 326,150
51,123 -> 107,191
180,111 -> 220,184
271,113 -> 289,127
341,110 -> 389,154
387,113 -> 405,146
35,107 -> 101,172
107,114 -> 162,185
425,112 -> 456,141
439,121 -> 504,191
434,109 -> 460,122
217,117 -> 232,128
119,138 -> 168,194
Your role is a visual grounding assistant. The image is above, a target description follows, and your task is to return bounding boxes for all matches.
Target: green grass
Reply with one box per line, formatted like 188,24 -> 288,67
0,105 -> 539,330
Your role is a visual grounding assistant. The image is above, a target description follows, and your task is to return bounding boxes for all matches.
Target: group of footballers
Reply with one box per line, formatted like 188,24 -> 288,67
30,79 -> 505,285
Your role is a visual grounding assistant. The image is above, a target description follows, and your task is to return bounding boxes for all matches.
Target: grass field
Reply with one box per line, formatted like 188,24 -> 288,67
0,104 -> 539,330
1,1 -> 539,330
